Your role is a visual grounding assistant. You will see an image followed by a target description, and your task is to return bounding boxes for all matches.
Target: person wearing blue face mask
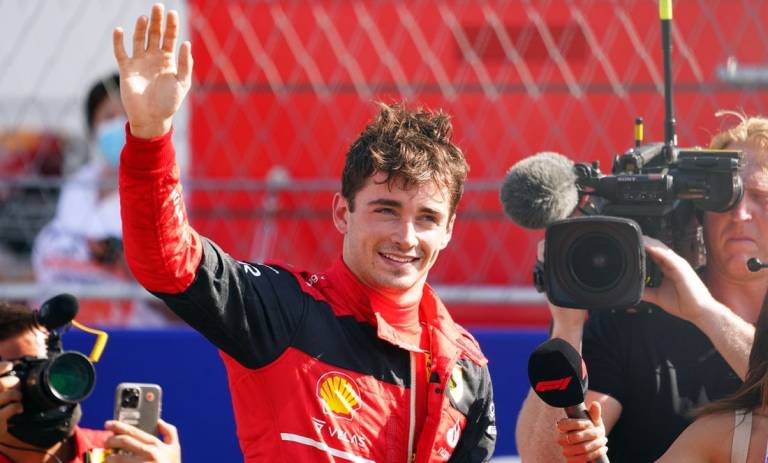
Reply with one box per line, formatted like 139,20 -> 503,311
31,74 -> 171,327
86,73 -> 127,170
94,118 -> 127,169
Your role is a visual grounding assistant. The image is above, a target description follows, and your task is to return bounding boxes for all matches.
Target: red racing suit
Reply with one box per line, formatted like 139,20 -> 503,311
118,127 -> 497,463
0,427 -> 111,463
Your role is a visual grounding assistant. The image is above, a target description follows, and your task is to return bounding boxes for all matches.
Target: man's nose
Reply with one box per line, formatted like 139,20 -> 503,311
731,195 -> 753,222
393,220 -> 419,248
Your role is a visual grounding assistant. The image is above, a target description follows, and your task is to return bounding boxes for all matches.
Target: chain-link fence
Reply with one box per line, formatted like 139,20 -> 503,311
1,0 -> 768,326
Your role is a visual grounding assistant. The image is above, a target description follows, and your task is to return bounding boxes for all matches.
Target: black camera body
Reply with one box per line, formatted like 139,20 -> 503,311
11,350 -> 96,415
535,145 -> 744,310
10,295 -> 96,415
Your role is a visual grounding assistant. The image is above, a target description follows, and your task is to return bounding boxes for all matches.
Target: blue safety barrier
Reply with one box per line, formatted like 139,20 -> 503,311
65,327 -> 547,462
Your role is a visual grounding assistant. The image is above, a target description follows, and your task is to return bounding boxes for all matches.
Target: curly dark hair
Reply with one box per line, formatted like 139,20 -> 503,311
0,301 -> 39,342
341,102 -> 469,215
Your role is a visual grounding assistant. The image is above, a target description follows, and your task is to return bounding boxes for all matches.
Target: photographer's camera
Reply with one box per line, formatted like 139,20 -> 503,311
504,144 -> 744,311
3,294 -> 98,448
11,351 -> 95,410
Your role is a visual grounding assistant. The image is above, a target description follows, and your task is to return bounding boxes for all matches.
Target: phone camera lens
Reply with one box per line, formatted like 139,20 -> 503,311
120,388 -> 140,408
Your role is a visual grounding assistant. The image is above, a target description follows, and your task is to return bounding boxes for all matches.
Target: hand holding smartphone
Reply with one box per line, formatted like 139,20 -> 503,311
113,382 -> 162,436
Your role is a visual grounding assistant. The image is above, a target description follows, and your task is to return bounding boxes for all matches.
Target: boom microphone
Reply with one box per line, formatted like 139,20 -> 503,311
528,337 -> 609,463
500,152 -> 579,229
747,257 -> 768,272
36,293 -> 79,331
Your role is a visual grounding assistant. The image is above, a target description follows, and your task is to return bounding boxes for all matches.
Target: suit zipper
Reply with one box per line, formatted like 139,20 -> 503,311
407,351 -> 416,462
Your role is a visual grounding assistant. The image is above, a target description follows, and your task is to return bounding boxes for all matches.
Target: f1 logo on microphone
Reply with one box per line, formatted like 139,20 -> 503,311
534,376 -> 572,392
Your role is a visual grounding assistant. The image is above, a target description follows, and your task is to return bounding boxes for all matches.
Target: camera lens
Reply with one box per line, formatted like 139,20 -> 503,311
121,388 -> 140,408
46,352 -> 96,403
566,233 -> 625,291
545,216 -> 645,310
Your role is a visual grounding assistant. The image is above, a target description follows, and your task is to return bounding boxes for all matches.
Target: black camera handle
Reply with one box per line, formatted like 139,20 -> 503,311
660,0 -> 677,157
46,330 -> 63,354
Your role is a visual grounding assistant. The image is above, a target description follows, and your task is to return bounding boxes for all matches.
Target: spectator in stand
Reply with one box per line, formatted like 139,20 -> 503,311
31,74 -> 170,327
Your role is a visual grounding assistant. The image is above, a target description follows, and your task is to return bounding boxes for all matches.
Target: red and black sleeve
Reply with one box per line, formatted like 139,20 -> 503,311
119,126 -> 307,368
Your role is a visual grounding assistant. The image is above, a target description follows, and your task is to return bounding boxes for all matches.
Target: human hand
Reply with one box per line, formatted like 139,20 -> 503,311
641,236 -> 717,323
113,3 -> 192,139
556,402 -> 608,463
537,240 -> 587,335
0,361 -> 23,437
105,419 -> 181,463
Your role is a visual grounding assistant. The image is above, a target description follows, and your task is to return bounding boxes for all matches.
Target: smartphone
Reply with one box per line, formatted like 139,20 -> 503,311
113,383 -> 162,436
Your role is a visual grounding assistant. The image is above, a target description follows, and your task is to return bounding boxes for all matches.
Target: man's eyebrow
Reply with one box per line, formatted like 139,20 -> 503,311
419,206 -> 443,217
366,198 -> 444,216
367,198 -> 402,208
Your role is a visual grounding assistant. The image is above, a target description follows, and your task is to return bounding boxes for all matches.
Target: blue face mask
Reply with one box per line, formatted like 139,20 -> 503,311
95,117 -> 127,168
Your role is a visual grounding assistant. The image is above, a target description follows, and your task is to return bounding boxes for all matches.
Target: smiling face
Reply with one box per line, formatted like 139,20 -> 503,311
333,172 -> 455,304
704,141 -> 768,280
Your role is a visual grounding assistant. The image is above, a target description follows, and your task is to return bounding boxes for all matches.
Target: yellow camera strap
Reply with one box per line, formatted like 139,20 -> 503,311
71,320 -> 109,363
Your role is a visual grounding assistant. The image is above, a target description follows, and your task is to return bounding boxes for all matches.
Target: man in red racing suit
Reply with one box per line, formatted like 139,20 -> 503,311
113,5 -> 496,463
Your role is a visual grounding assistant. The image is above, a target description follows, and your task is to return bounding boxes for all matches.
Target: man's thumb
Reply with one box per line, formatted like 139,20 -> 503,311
157,418 -> 179,445
588,401 -> 602,426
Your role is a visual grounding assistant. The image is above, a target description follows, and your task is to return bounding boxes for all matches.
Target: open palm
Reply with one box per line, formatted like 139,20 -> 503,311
113,4 -> 192,139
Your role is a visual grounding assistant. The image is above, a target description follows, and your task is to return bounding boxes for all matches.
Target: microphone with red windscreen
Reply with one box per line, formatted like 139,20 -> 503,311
528,337 -> 609,463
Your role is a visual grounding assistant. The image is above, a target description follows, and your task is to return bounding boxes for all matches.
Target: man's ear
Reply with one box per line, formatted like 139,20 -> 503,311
332,193 -> 350,234
440,213 -> 456,250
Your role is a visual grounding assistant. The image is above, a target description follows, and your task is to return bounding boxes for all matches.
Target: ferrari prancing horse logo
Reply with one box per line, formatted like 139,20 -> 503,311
447,366 -> 464,403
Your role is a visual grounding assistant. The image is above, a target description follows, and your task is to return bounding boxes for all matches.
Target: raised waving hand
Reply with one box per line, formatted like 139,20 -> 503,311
113,3 -> 192,139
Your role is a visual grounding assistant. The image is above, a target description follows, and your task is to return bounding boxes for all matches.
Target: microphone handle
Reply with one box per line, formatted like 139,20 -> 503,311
564,403 -> 590,419
748,257 -> 768,272
564,403 -> 610,463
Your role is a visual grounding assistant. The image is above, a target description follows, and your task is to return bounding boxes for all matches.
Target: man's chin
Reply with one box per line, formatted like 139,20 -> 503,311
724,257 -> 760,277
381,279 -> 417,291
372,273 -> 421,292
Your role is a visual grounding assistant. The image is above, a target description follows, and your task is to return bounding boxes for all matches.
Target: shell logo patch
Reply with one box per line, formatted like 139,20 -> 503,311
447,365 -> 464,403
317,372 -> 362,419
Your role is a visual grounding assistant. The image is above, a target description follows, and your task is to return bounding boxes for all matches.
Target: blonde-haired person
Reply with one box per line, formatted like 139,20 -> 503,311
557,111 -> 768,463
